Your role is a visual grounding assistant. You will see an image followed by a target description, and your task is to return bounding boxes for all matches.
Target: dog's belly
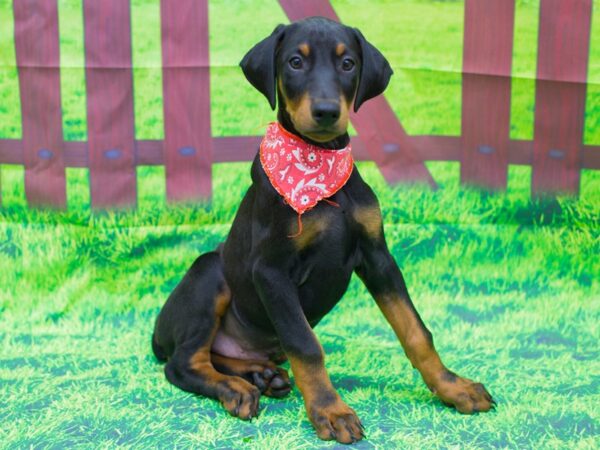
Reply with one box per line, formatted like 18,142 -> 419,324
212,299 -> 283,361
211,329 -> 277,361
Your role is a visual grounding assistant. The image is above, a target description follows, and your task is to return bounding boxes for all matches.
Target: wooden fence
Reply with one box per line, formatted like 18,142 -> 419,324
0,0 -> 598,209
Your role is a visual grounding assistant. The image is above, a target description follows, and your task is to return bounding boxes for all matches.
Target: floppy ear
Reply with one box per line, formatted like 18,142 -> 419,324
239,24 -> 286,110
352,29 -> 393,112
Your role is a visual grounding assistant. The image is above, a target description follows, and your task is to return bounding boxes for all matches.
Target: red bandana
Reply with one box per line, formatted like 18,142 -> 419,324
259,122 -> 353,216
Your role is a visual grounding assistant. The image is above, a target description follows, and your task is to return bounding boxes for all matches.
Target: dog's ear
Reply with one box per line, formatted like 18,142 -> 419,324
240,24 -> 286,110
352,29 -> 393,112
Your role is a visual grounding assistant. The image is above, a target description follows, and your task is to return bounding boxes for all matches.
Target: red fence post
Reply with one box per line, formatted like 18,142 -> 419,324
13,0 -> 66,208
532,0 -> 592,195
160,0 -> 212,202
278,0 -> 436,187
460,0 -> 515,190
83,0 -> 137,208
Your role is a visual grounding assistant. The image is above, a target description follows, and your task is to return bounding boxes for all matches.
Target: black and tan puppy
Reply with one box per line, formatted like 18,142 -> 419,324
152,17 -> 494,444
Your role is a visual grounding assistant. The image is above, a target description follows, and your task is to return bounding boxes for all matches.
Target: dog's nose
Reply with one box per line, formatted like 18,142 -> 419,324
311,101 -> 340,127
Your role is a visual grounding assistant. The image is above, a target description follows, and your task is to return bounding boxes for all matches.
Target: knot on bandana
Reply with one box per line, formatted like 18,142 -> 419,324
259,122 -> 353,227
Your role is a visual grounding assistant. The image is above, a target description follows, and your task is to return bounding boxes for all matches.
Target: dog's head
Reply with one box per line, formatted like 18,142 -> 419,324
240,17 -> 393,143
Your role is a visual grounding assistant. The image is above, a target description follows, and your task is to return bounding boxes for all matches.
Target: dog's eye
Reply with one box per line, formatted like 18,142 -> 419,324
341,58 -> 355,71
289,57 -> 303,70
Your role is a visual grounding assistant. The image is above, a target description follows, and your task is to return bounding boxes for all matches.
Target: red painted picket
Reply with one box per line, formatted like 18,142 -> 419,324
83,0 -> 137,208
160,0 -> 212,202
13,0 -> 66,208
461,0 -> 515,190
532,0 -> 593,195
278,0 -> 436,188
1,0 -> 599,209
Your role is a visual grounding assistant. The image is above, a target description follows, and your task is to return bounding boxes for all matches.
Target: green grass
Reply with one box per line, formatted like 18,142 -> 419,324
1,0 -> 600,448
1,161 -> 599,449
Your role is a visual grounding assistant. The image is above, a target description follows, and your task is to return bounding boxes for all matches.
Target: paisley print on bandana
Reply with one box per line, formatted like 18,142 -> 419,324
259,122 -> 353,215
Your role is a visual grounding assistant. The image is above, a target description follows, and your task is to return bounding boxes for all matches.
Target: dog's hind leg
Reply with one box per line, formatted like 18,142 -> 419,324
153,252 -> 261,419
164,342 -> 261,420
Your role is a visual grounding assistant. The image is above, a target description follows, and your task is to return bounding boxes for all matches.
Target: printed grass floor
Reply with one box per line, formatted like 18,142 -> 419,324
1,162 -> 599,449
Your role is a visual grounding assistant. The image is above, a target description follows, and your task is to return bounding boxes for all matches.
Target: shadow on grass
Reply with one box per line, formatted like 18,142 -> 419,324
446,303 -> 512,323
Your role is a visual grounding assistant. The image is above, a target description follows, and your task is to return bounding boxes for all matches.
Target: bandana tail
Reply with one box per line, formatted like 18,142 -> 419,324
322,198 -> 340,208
288,213 -> 304,238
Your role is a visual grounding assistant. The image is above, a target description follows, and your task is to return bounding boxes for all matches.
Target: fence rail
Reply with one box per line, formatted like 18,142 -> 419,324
0,0 -> 598,209
2,135 -> 599,168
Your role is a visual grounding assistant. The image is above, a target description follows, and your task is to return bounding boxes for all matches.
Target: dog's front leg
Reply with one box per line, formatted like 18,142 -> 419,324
253,260 -> 364,444
356,240 -> 495,414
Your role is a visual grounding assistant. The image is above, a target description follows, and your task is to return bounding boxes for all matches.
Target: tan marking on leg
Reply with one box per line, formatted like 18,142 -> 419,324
353,204 -> 382,239
376,293 -> 444,384
291,214 -> 330,250
187,286 -> 260,419
376,293 -> 495,414
336,43 -> 346,56
188,327 -> 231,392
189,344 -> 224,377
189,284 -> 231,375
211,353 -> 273,375
299,43 -> 310,57
214,285 -> 231,317
288,354 -> 364,443
288,355 -> 335,406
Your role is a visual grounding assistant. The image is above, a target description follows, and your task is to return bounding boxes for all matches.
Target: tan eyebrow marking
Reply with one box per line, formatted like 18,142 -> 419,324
299,43 -> 310,57
336,43 -> 346,56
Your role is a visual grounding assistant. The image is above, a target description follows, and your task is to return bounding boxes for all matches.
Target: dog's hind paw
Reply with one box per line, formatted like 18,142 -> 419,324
252,366 -> 292,398
216,377 -> 261,420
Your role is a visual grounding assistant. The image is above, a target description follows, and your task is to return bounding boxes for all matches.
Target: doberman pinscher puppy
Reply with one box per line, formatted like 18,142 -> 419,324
153,17 -> 494,444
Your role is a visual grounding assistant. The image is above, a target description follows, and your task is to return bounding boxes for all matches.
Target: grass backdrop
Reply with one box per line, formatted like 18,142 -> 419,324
1,0 -> 600,449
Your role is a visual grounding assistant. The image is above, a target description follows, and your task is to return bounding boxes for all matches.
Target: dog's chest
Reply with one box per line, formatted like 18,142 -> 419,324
290,200 -> 360,254
292,233 -> 359,326
288,201 -> 363,301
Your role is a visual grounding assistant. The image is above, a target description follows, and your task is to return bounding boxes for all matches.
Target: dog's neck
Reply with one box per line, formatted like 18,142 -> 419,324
276,103 -> 350,151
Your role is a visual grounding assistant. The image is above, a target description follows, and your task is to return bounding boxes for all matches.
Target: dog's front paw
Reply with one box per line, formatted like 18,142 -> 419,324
307,398 -> 364,444
431,370 -> 495,414
216,377 -> 261,420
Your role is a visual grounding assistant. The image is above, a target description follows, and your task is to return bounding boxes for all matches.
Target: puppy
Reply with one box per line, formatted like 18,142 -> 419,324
153,17 -> 494,444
